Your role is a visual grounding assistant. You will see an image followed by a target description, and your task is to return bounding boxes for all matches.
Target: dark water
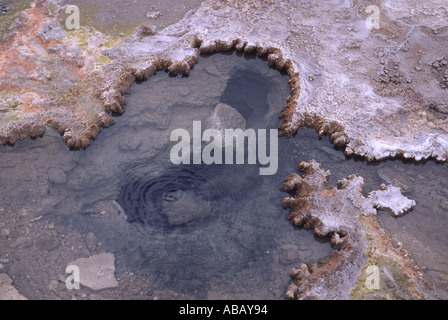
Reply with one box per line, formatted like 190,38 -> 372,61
0,52 -> 447,299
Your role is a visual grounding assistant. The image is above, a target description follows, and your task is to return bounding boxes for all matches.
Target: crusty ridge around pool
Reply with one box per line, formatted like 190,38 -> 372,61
282,160 -> 429,300
1,0 -> 447,162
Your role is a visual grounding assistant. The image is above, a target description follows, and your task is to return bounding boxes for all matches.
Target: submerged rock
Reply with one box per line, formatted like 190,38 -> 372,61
204,103 -> 246,148
162,190 -> 212,226
35,20 -> 66,42
0,273 -> 28,300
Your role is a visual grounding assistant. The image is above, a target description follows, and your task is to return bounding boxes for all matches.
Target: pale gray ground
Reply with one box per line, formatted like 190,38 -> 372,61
1,52 -> 447,300
0,53 -> 335,300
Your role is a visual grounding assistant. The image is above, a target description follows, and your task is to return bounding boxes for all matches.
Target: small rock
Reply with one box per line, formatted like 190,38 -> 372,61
1,229 -> 10,237
138,23 -> 156,36
377,167 -> 410,191
298,248 -> 313,261
35,238 -> 59,252
119,137 -> 142,151
369,184 -> 415,216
